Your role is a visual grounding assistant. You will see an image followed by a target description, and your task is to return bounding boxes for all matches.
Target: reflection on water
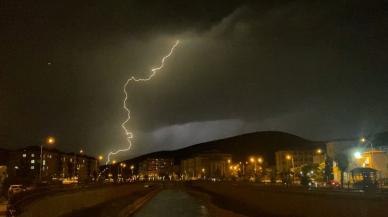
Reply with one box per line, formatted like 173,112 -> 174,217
133,190 -> 209,217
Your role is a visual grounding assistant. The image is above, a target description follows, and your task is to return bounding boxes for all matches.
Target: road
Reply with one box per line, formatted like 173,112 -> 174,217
133,190 -> 209,217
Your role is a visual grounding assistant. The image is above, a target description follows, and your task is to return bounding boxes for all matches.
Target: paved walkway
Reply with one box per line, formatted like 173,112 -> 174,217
133,190 -> 209,217
0,197 -> 8,217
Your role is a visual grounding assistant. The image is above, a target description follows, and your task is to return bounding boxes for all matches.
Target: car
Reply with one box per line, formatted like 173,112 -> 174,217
8,185 -> 25,195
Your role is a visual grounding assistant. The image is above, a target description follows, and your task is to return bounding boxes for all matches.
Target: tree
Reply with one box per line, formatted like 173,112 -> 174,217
300,164 -> 324,187
335,153 -> 349,188
324,158 -> 334,182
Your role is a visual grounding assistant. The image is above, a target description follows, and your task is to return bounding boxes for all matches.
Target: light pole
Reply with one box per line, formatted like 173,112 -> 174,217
250,157 -> 257,177
130,165 -> 134,176
40,136 -> 55,182
361,137 -> 374,167
286,154 -> 294,184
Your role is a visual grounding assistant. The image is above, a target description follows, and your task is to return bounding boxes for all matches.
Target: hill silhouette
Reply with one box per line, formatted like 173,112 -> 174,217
122,131 -> 324,166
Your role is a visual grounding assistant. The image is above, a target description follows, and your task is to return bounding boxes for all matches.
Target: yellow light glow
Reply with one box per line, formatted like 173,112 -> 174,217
112,160 -> 116,165
46,136 -> 55,145
250,157 -> 255,163
316,149 -> 322,154
286,155 -> 292,160
98,155 -> 103,161
257,158 -> 263,163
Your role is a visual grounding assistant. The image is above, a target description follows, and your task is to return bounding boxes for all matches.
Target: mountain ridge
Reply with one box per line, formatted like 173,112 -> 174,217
122,131 -> 326,165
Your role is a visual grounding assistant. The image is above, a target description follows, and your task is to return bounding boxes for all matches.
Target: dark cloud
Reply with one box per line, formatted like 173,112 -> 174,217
1,0 -> 388,160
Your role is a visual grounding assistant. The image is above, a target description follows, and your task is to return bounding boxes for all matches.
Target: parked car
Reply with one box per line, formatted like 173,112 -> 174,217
8,185 -> 24,196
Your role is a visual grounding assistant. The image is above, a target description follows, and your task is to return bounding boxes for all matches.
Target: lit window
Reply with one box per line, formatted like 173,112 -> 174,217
30,166 -> 35,170
43,160 -> 46,165
22,153 -> 26,158
31,160 -> 35,164
82,160 -> 85,163
31,153 -> 35,157
49,155 -> 52,159
70,158 -> 73,162
14,166 -> 19,169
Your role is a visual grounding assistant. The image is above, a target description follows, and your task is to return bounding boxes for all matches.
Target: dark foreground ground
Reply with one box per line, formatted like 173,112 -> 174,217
54,181 -> 388,217
62,183 -> 244,217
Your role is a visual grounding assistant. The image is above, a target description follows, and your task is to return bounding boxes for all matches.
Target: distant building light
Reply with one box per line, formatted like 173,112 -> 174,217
30,166 -> 35,170
22,153 -> 27,158
43,160 -> 46,165
14,166 -> 19,169
31,153 -> 35,157
31,159 -> 35,164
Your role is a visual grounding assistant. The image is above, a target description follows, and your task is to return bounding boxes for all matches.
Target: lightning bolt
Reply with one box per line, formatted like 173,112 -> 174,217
105,40 -> 180,165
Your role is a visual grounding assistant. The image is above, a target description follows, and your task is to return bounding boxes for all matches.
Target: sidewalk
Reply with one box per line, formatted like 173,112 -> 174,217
0,197 -> 8,217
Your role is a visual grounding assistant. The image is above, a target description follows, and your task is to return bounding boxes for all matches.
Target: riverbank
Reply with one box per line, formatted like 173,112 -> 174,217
188,181 -> 388,217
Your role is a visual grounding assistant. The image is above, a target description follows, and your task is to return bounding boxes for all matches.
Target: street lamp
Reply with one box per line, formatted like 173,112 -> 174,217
360,137 -> 374,167
40,136 -> 55,182
47,137 -> 55,145
286,154 -> 294,168
98,155 -> 103,161
130,165 -> 134,176
316,149 -> 322,154
285,154 -> 295,184
354,151 -> 362,159
79,149 -> 84,154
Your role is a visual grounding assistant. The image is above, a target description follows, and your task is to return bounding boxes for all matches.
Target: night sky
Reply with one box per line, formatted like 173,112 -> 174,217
1,0 -> 388,160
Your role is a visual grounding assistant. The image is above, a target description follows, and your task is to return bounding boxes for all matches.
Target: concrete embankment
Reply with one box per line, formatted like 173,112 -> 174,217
190,182 -> 388,217
18,183 -> 148,217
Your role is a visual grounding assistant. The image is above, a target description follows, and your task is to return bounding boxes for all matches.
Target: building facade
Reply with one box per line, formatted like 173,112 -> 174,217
275,150 -> 323,173
138,158 -> 174,180
181,152 -> 232,180
6,146 -> 98,184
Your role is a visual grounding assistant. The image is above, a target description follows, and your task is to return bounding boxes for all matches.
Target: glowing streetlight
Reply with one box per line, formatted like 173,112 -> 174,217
46,136 -> 55,145
361,137 -> 366,143
250,157 -> 255,163
354,151 -> 362,159
257,158 -> 263,163
40,136 -> 56,182
130,165 -> 134,176
79,149 -> 84,154
227,159 -> 231,164
98,155 -> 103,161
316,149 -> 322,154
112,160 -> 116,165
285,154 -> 295,170
286,155 -> 292,160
